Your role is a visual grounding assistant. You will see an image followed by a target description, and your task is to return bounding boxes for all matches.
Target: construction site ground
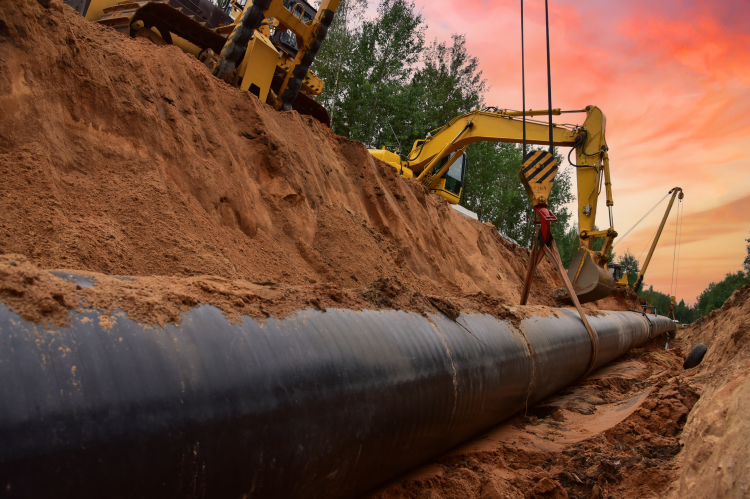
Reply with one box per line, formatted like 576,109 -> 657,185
0,0 -> 748,497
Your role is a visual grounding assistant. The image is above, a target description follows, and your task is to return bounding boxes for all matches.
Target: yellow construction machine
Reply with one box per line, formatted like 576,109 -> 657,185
633,187 -> 685,292
609,187 -> 685,292
368,106 -> 617,304
64,0 -> 338,125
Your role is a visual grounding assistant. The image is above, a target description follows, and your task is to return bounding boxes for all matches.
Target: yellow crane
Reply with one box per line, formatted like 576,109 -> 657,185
633,187 -> 685,293
368,105 -> 617,304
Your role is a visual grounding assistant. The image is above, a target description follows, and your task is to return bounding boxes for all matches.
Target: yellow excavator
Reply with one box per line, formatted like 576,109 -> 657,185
368,106 -> 617,304
64,0 -> 339,125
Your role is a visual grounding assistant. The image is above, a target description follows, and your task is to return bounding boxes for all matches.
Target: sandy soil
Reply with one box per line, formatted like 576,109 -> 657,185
0,253 -> 568,327
0,0 -> 567,309
669,285 -> 750,498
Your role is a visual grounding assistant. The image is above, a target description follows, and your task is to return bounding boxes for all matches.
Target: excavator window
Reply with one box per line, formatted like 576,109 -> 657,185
430,153 -> 466,196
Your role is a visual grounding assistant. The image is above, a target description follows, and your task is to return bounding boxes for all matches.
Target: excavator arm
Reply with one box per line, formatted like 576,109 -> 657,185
369,105 -> 617,304
405,111 -> 579,173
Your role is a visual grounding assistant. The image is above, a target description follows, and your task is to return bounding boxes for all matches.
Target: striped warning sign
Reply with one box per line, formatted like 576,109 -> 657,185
520,150 -> 558,207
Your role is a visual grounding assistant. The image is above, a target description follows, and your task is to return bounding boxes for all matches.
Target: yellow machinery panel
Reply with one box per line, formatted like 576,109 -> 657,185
368,148 -> 415,178
276,53 -> 325,96
239,32 -> 279,102
429,181 -> 461,204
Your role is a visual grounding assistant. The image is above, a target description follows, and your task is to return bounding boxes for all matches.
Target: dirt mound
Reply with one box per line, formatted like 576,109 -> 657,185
0,254 -> 561,328
583,286 -> 642,312
668,285 -> 750,498
0,0 -> 569,311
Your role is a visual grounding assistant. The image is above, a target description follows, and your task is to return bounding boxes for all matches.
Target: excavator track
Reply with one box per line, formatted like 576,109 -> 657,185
97,0 -> 229,54
269,72 -> 331,126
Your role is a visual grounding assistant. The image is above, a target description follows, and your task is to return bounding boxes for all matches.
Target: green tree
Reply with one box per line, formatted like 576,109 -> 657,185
318,0 -> 486,155
402,34 -> 486,146
312,0 -> 368,129
328,0 -> 426,143
638,285 -> 698,323
556,224 -> 581,268
744,232 -> 750,273
694,271 -> 750,317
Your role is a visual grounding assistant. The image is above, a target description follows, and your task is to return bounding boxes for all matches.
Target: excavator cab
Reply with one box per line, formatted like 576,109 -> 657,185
608,263 -> 623,281
427,152 -> 467,204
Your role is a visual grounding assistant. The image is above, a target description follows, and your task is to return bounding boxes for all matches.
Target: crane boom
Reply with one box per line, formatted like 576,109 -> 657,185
634,187 -> 684,292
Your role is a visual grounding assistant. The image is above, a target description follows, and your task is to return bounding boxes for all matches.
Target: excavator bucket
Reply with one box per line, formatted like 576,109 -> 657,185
553,247 -> 615,305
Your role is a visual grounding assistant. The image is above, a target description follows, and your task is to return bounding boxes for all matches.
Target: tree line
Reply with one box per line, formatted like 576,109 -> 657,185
313,0 -> 575,250
614,234 -> 750,323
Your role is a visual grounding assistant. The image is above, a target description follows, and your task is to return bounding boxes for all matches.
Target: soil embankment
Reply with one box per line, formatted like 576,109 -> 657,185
671,285 -> 750,498
0,0 -> 565,315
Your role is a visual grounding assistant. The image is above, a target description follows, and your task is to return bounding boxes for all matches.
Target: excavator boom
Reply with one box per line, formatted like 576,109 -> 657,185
368,105 -> 616,304
405,110 -> 579,174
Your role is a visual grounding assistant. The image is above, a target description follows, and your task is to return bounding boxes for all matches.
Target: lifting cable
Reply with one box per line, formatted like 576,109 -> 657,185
521,0 -> 527,157
544,0 -> 554,154
670,197 -> 684,298
613,192 -> 670,249
520,0 -> 555,156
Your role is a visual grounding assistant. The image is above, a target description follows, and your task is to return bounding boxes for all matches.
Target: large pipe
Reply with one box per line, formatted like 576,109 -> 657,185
0,288 -> 673,499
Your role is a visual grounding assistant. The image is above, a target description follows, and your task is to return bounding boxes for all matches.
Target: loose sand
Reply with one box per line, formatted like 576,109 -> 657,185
0,0 -> 562,308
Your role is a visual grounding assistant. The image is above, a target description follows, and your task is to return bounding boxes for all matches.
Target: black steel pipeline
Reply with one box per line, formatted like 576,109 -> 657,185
0,296 -> 673,499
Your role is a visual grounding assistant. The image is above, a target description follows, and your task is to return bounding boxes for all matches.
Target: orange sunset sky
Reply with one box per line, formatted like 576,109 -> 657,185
411,0 -> 750,304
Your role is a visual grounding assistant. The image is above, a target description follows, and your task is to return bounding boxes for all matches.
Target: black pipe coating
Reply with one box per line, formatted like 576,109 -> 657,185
0,299 -> 674,498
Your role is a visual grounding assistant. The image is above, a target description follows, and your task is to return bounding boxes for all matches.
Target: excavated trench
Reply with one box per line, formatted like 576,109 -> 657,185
1,1 -> 746,498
